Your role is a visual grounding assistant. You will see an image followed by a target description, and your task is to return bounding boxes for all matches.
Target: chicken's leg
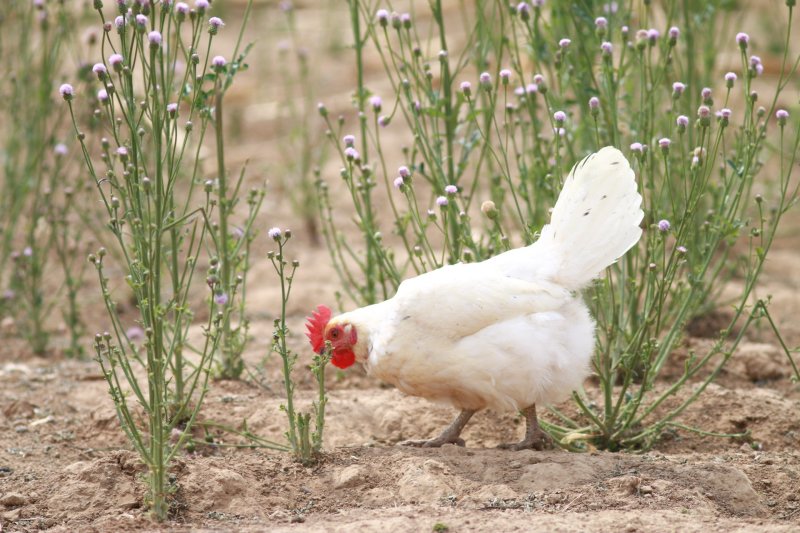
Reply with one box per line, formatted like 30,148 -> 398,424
400,409 -> 476,448
498,404 -> 552,451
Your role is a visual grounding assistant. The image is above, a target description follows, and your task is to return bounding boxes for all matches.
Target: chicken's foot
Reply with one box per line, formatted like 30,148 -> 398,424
498,404 -> 553,451
399,409 -> 476,448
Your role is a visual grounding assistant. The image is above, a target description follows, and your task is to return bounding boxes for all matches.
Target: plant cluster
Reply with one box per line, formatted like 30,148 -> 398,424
61,0 -> 264,518
0,0 -> 88,356
320,0 -> 800,450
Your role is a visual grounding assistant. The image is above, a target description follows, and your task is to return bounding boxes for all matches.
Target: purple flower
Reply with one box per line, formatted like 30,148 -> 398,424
658,138 -> 671,150
92,63 -> 107,80
97,88 -> 109,102
657,219 -> 671,232
630,142 -> 643,153
533,73 -> 544,85
460,81 -> 472,96
214,293 -> 229,306
393,177 -> 404,189
398,165 -> 410,178
59,83 -> 74,100
525,83 -> 538,94
499,69 -> 512,84
212,55 -> 226,69
601,41 -> 613,55
344,147 -> 360,161
195,0 -> 209,11
595,17 -> 607,29
148,31 -> 162,47
126,326 -> 145,342
401,13 -> 411,27
114,15 -> 125,29
677,115 -> 689,128
668,26 -> 680,40
603,1 -> 618,13
697,105 -> 711,118
701,87 -> 712,101
268,227 -> 282,240
109,53 -> 124,71
516,2 -> 530,20
647,28 -> 660,42
23,246 -> 33,257
776,109 -> 789,126
672,81 -> 686,96
749,55 -> 763,77
553,110 -> 566,123
376,9 -> 389,26
117,146 -> 128,160
676,245 -> 688,255
736,32 -> 749,49
167,102 -> 178,117
479,72 -> 491,87
135,14 -> 148,28
343,134 -> 355,147
720,108 -> 732,119
444,184 -> 458,195
54,143 -> 68,156
554,127 -> 566,137
436,196 -> 448,207
378,115 -> 389,128
209,16 -> 224,30
369,95 -> 382,112
559,38 -> 571,48
589,96 -> 600,110
175,2 -> 189,15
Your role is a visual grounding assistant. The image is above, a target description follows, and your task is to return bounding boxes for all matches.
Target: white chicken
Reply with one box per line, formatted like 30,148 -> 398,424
306,146 -> 643,449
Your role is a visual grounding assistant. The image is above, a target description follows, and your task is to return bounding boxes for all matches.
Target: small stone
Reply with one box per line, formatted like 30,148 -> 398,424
609,475 -> 641,495
334,465 -> 367,489
544,492 -> 566,505
118,497 -> 139,510
30,415 -> 55,427
640,485 -> 654,494
1,492 -> 28,507
14,425 -> 28,433
2,508 -> 21,521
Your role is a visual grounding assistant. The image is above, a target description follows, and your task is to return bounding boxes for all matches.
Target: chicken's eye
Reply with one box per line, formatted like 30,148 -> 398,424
330,328 -> 340,339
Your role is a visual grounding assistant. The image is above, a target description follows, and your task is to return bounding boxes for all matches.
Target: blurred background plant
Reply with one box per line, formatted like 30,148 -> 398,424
273,1 -> 330,247
319,0 -> 800,451
0,0 -> 90,356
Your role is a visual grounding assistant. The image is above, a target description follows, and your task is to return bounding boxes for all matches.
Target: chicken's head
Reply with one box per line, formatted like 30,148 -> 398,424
305,304 -> 358,369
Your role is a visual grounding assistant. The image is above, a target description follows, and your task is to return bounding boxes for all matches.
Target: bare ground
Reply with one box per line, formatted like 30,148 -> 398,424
1,239 -> 799,532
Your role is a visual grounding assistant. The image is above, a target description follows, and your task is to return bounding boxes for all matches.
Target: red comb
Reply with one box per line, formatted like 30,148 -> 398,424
305,304 -> 332,353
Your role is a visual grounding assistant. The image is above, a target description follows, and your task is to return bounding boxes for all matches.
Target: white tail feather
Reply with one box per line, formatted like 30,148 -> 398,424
484,147 -> 643,290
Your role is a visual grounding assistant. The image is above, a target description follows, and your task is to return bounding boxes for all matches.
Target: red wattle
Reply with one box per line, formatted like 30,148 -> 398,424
331,348 -> 356,369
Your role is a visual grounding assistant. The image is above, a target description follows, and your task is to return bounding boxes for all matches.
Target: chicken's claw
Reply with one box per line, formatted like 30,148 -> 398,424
497,430 -> 553,451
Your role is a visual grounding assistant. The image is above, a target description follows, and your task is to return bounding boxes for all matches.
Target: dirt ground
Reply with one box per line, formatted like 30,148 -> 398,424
2,1 -> 800,532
